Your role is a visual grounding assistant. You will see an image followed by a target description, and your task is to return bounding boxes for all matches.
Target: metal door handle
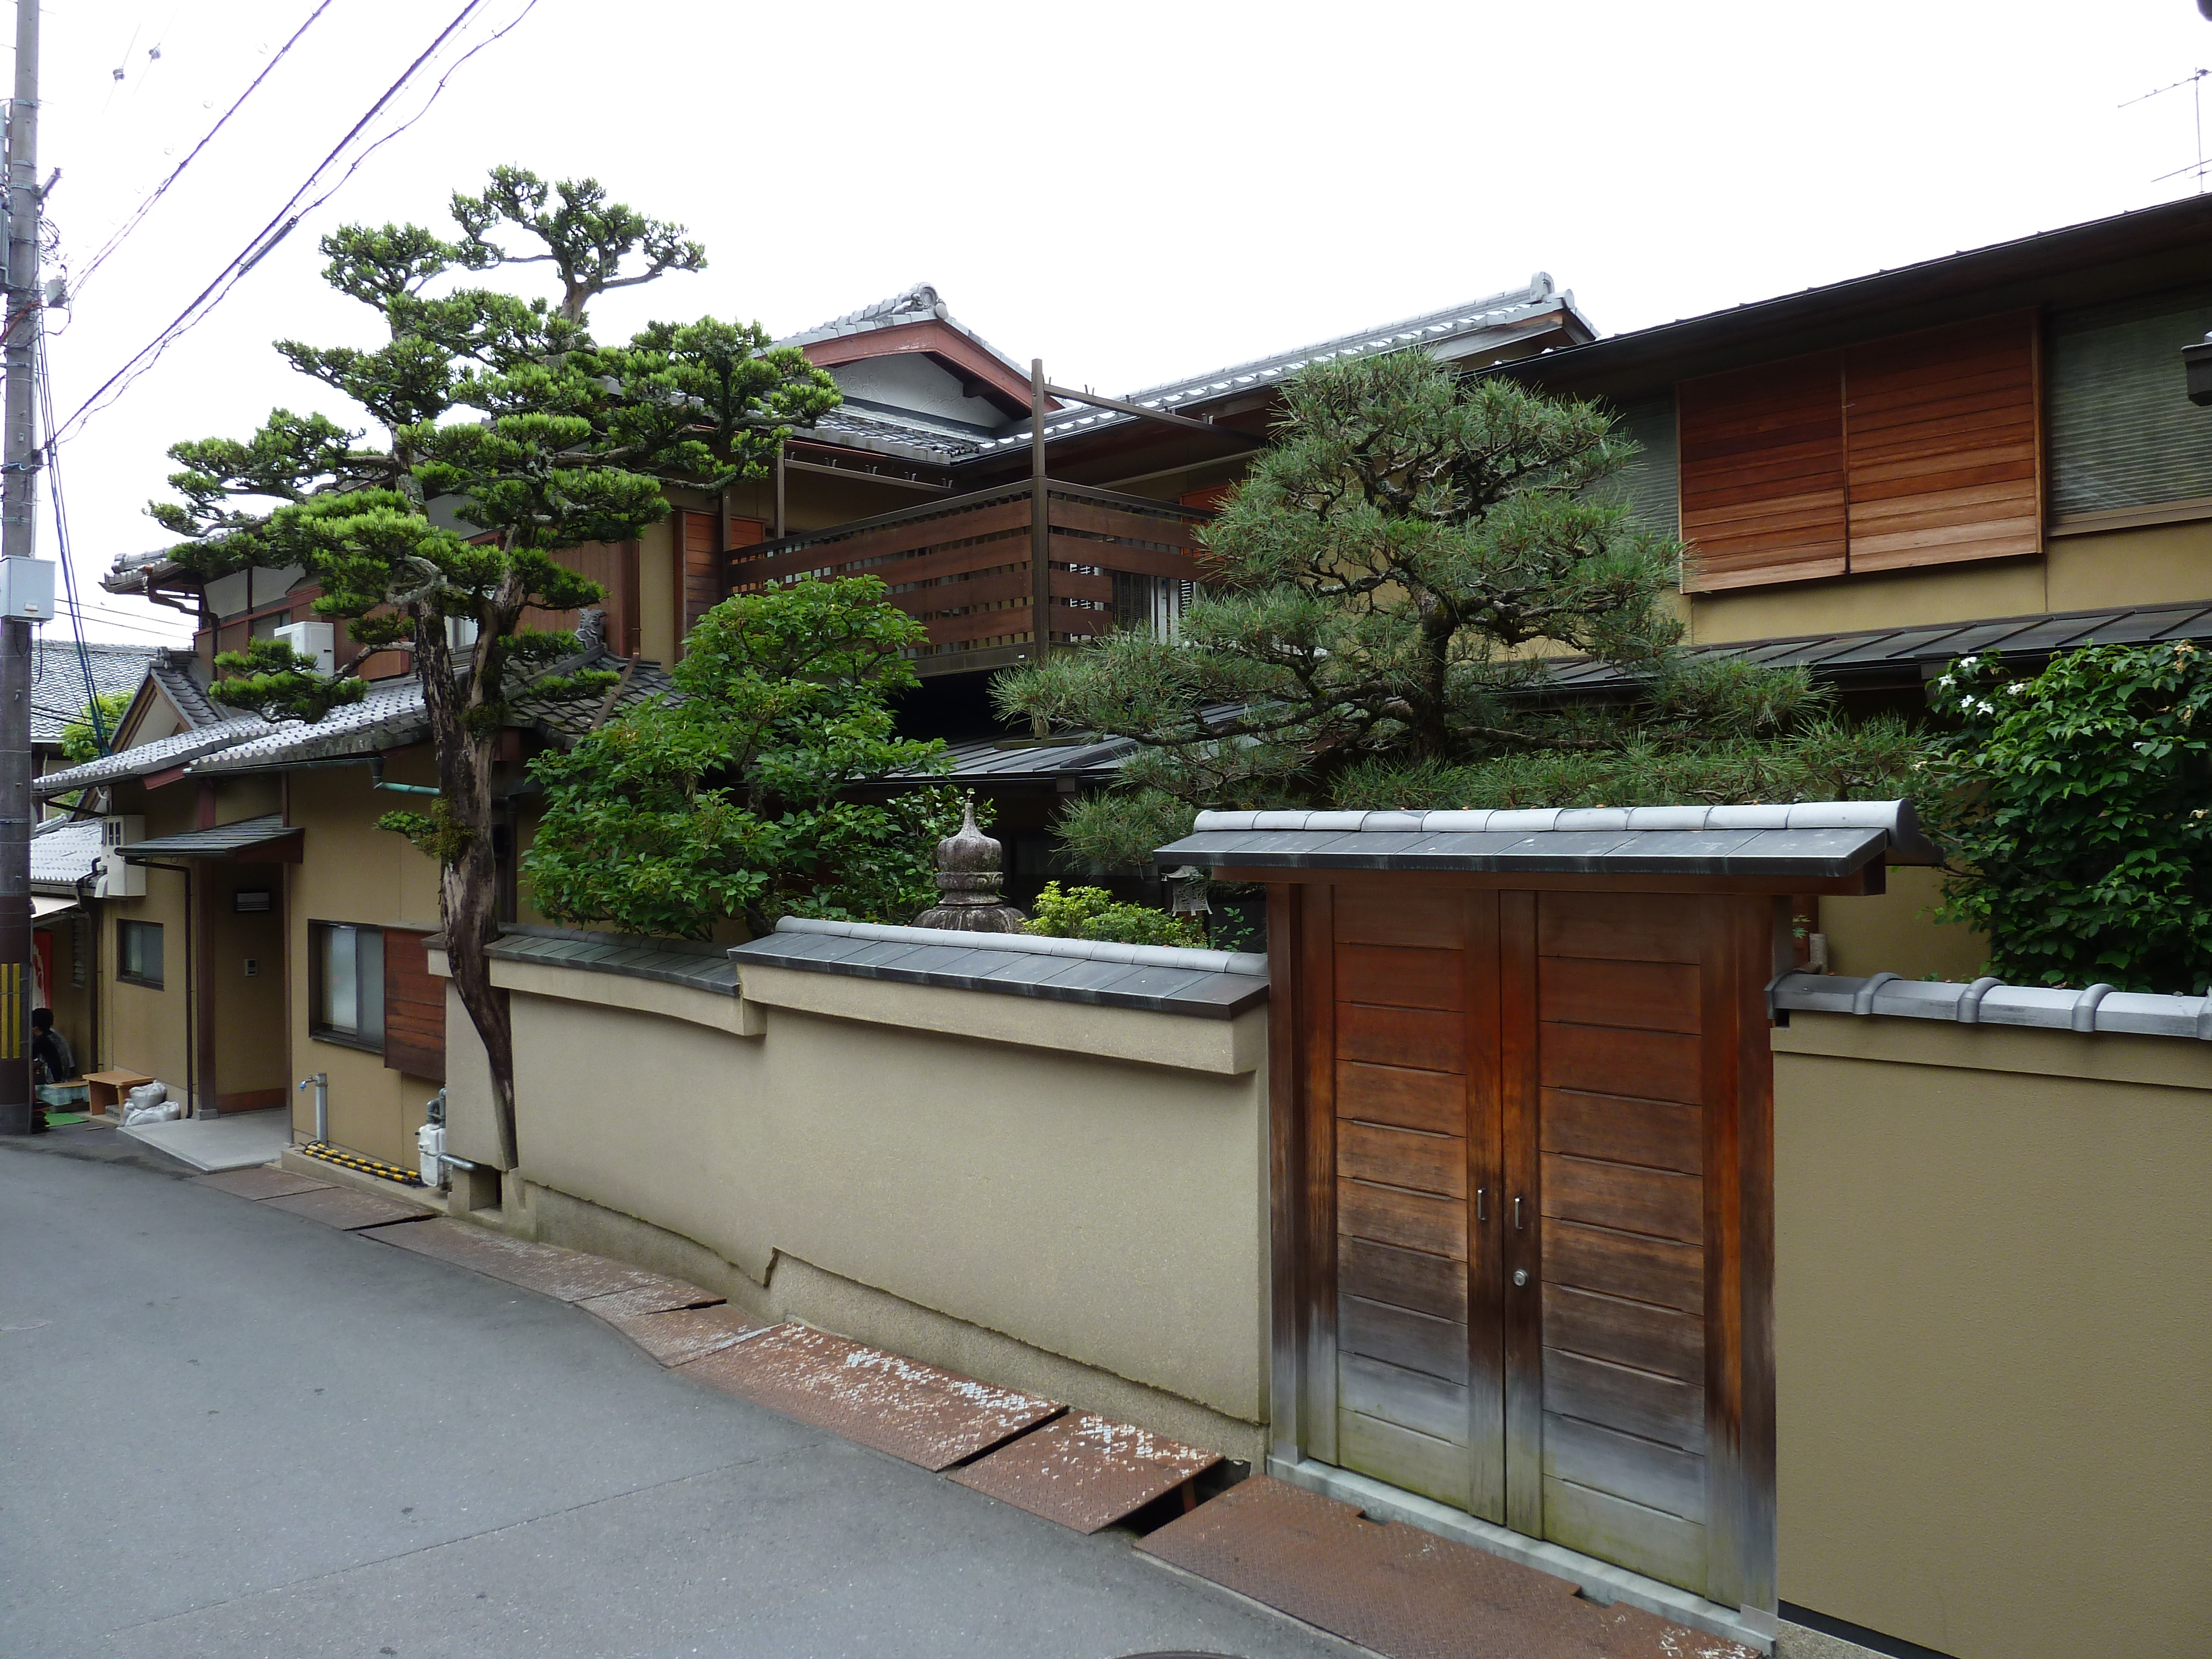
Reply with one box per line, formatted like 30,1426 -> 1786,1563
1513,1194 -> 1523,1230
1476,1186 -> 1486,1223
1512,1269 -> 1529,1287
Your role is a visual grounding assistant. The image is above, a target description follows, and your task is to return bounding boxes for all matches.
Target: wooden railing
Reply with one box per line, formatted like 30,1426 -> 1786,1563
725,479 -> 1215,675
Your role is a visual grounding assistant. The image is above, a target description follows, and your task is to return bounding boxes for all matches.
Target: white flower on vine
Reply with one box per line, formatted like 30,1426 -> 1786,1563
1977,700 -> 1996,714
1960,696 -> 1978,712
2007,681 -> 2030,695
1959,656 -> 1979,669
1936,675 -> 1954,689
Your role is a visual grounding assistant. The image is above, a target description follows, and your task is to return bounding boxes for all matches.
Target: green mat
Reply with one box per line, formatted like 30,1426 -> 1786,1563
41,1112 -> 88,1126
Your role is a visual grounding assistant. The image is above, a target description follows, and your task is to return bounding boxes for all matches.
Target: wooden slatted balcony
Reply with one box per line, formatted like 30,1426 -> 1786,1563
725,479 -> 1217,676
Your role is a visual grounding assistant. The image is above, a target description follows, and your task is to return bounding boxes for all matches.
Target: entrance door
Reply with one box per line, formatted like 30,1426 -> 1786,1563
1324,884 -> 1503,1520
1514,890 -> 1726,1593
1306,882 -> 1768,1604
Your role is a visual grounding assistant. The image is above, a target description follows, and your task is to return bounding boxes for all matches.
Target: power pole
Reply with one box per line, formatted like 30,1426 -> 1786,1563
0,0 -> 39,1135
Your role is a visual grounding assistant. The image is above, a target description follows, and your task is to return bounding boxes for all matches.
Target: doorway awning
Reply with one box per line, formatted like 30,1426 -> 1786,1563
115,814 -> 303,863
30,895 -> 77,921
1156,800 -> 1938,880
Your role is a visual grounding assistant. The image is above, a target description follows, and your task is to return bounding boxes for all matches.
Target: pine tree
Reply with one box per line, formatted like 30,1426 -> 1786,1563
148,166 -> 839,1166
994,351 -> 1922,867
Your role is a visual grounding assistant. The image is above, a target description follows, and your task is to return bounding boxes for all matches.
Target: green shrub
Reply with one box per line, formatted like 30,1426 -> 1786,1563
1930,641 -> 2212,993
1022,880 -> 1202,947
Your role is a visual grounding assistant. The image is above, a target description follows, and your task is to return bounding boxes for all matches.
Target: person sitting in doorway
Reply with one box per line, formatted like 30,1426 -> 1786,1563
31,1006 -> 75,1086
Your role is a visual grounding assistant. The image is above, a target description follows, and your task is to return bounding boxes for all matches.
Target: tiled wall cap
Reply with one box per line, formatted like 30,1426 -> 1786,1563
1621,806 -> 1713,831
1706,804 -> 1793,830
1485,808 -> 1562,832
1775,970 -> 2212,1039
1553,807 -> 1633,832
766,916 -> 1267,978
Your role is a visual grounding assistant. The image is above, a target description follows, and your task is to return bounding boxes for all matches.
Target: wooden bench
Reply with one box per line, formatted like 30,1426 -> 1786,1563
83,1070 -> 155,1115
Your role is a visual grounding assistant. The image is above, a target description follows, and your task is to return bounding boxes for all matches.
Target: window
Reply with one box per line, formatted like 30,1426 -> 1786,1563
310,922 -> 384,1051
117,920 -> 163,988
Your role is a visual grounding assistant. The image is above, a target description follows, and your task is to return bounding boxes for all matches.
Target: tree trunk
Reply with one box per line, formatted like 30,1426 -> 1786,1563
441,819 -> 515,1168
419,605 -> 521,1170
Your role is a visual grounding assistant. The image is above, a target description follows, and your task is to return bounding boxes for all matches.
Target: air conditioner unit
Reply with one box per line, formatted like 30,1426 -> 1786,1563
98,815 -> 145,899
273,620 -> 335,675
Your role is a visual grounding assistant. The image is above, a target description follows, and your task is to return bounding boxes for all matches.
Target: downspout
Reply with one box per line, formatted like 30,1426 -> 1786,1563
135,859 -> 193,1118
72,870 -> 96,1074
368,758 -> 440,796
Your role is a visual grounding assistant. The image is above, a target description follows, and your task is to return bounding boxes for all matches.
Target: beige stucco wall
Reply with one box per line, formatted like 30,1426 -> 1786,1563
1816,865 -> 1987,984
1772,1013 -> 2212,1659
440,949 -> 1272,1451
286,762 -> 445,1163
98,784 -> 194,1095
1685,516 -> 2212,648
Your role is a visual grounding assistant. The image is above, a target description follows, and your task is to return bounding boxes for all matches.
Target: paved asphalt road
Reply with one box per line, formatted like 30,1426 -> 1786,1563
1,1137 -> 1357,1659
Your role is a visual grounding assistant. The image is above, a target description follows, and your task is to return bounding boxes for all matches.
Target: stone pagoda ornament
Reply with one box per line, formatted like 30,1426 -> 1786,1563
911,799 -> 1027,933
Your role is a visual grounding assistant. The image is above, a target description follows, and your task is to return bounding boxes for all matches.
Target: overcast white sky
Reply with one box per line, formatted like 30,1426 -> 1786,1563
28,0 -> 2212,644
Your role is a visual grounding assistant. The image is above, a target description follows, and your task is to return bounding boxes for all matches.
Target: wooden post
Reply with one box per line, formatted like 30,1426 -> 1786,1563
773,441 -> 786,540
1030,359 -> 1050,665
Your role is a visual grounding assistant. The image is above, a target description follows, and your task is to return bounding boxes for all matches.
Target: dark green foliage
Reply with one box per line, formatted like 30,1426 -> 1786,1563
523,578 -> 959,938
147,163 -> 843,1164
1022,880 -> 1203,947
1928,642 -> 2212,993
60,690 -> 133,766
998,351 -> 1926,867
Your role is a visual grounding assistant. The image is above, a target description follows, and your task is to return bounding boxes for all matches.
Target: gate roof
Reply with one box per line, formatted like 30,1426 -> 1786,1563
1156,800 -> 1935,879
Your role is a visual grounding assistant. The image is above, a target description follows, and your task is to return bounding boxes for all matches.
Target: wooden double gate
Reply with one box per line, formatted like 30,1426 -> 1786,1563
1266,878 -> 1778,1613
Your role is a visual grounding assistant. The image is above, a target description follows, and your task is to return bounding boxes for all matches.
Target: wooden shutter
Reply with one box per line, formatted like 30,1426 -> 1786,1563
1844,312 -> 2039,573
1677,353 -> 1847,591
674,510 -> 725,643
382,927 -> 445,1082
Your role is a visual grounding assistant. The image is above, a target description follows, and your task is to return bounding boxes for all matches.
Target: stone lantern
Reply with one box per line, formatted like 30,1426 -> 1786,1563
910,799 -> 1027,933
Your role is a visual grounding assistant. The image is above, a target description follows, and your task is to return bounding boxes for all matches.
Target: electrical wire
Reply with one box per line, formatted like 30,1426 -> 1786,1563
51,0 -> 519,445
70,2 -> 336,306
35,321 -> 114,752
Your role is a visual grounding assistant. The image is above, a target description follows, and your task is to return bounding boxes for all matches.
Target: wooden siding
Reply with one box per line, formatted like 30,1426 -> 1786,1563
1678,353 -> 1846,591
725,481 -> 1214,674
525,540 -> 640,654
382,926 -> 445,1083
1844,313 -> 2040,574
1677,312 -> 2040,591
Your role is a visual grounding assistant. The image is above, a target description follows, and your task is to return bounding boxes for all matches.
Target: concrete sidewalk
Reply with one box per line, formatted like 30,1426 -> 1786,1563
0,1144 -> 1357,1659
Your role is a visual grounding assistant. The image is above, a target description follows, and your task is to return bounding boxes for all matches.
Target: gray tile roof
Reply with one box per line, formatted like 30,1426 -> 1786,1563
34,651 -> 677,796
147,653 -> 227,729
732,917 -> 1268,1019
768,276 -> 1594,470
30,817 -> 103,891
1543,603 -> 2212,693
114,813 -> 300,860
488,925 -> 739,996
776,283 -> 1027,382
29,642 -> 159,744
1160,801 -> 1936,879
972,275 -> 1591,458
1776,971 -> 2212,1041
